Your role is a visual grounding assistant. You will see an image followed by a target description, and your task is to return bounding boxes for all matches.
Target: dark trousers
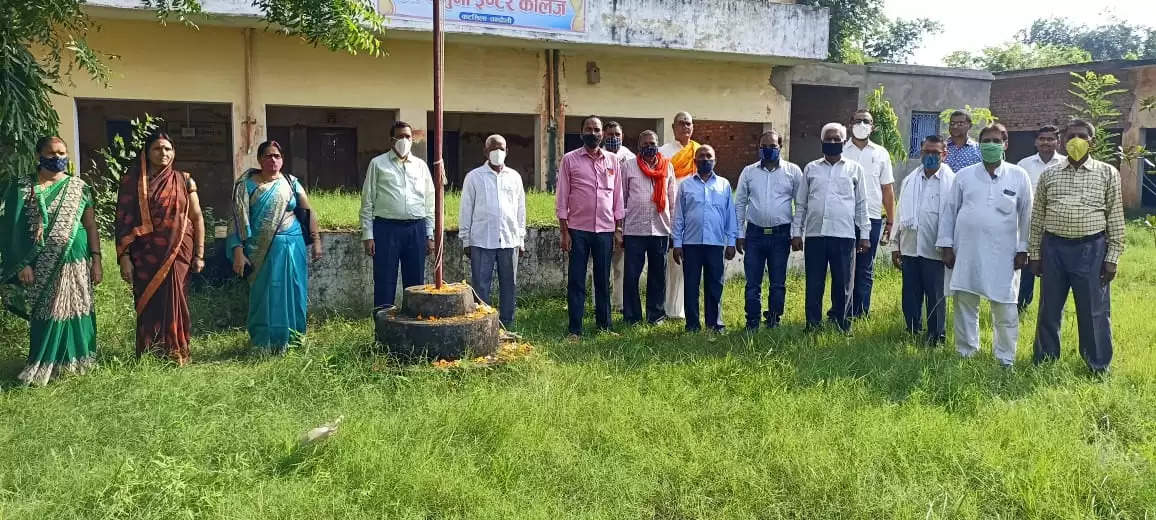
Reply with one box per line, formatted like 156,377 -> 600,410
743,223 -> 792,328
682,244 -> 725,332
901,255 -> 947,343
1018,270 -> 1036,312
805,236 -> 854,331
372,218 -> 426,309
623,235 -> 668,324
851,218 -> 882,318
567,229 -> 613,335
1033,233 -> 1114,371
470,247 -> 517,327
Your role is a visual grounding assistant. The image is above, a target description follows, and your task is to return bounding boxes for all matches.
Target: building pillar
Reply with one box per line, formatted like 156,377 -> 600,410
397,106 -> 429,162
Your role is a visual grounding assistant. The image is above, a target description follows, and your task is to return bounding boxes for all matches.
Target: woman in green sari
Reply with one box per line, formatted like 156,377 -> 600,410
0,137 -> 102,386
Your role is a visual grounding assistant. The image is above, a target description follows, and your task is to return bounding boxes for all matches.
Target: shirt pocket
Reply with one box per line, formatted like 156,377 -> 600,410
995,192 -> 1017,215
924,191 -> 941,215
831,174 -> 854,200
1079,178 -> 1104,210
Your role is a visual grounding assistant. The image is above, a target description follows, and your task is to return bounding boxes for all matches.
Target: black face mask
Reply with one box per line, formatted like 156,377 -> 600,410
581,133 -> 601,149
640,145 -> 659,159
696,159 -> 715,174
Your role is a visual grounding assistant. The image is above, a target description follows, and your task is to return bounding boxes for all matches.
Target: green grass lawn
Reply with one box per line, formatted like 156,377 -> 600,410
1,226 -> 1155,518
309,190 -> 559,231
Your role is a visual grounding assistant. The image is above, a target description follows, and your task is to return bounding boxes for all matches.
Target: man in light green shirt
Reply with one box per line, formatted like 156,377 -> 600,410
360,121 -> 435,309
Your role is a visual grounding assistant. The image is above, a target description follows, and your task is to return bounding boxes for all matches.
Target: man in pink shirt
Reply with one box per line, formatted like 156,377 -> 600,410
556,115 -> 625,338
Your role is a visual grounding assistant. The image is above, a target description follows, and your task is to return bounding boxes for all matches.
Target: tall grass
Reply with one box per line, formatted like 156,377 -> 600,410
0,226 -> 1153,518
308,190 -> 558,231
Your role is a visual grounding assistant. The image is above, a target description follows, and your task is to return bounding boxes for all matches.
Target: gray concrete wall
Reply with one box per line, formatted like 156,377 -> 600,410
307,229 -> 807,315
774,62 -> 994,192
90,0 -> 829,60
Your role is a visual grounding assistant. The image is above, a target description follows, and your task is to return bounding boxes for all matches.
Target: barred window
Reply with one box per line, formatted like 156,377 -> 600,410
909,112 -> 940,156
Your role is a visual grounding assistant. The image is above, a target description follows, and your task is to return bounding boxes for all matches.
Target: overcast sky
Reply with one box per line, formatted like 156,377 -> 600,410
882,0 -> 1151,66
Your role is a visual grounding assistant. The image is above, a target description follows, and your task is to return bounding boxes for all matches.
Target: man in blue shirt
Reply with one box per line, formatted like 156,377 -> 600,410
735,130 -> 801,331
672,145 -> 738,332
945,110 -> 982,172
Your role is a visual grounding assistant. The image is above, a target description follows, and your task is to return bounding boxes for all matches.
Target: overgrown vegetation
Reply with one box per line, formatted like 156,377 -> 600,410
1,224 -> 1154,517
81,114 -> 162,234
865,86 -> 906,163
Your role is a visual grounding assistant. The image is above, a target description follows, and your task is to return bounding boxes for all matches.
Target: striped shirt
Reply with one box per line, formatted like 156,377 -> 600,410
1028,157 -> 1125,264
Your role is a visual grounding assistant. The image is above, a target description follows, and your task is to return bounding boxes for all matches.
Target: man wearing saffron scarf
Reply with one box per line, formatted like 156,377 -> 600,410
659,111 -> 701,320
735,130 -> 801,331
620,130 -> 678,325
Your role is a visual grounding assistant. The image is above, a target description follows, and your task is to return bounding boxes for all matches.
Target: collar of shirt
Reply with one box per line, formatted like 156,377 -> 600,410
581,147 -> 605,160
844,140 -> 882,153
389,150 -> 413,164
948,138 -> 977,149
1031,153 -> 1062,167
693,172 -> 716,184
1061,157 -> 1100,173
922,166 -> 944,180
758,162 -> 782,173
486,164 -> 511,176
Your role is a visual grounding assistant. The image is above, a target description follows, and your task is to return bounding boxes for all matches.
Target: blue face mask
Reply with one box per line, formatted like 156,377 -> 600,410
39,156 -> 68,173
696,159 -> 715,174
821,141 -> 843,156
760,146 -> 780,162
603,136 -> 622,153
922,153 -> 941,170
640,144 -> 659,159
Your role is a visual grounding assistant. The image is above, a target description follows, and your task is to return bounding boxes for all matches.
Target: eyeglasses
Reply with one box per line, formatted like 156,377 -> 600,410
979,138 -> 1003,144
851,118 -> 872,125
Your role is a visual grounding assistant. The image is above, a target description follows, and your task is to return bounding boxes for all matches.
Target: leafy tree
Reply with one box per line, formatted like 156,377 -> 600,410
82,115 -> 162,234
1065,71 -> 1127,162
943,42 -> 1091,72
797,0 -> 884,63
866,86 -> 906,163
861,17 -> 940,64
1,0 -> 386,184
1021,17 -> 1156,61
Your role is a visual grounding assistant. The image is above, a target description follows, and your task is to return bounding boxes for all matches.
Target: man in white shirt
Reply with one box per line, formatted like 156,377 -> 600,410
1014,124 -> 1063,312
604,121 -> 635,315
938,124 -> 1033,367
735,130 -> 802,330
620,130 -> 677,325
360,121 -> 435,310
842,109 -> 896,319
792,122 -> 870,333
892,135 -> 955,346
460,134 -> 526,327
659,111 -> 700,320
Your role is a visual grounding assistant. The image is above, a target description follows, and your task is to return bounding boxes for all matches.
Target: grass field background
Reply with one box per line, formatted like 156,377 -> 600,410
308,190 -> 559,231
0,224 -> 1154,518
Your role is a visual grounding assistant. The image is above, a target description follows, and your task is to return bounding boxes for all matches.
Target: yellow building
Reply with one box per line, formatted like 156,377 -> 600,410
55,0 -> 829,211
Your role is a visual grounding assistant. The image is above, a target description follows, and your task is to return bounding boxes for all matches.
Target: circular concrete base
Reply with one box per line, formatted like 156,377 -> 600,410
400,283 -> 476,319
374,307 -> 500,360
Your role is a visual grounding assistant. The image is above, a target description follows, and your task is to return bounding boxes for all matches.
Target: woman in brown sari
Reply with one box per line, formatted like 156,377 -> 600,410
114,133 -> 206,364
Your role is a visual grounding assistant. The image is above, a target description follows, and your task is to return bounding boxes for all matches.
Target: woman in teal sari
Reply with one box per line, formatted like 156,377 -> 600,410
0,137 -> 102,385
227,141 -> 321,352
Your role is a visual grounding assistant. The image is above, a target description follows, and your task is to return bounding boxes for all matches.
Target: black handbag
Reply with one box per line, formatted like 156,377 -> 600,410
288,175 -> 314,246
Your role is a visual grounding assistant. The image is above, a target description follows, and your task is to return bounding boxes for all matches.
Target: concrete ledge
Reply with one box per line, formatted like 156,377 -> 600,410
307,227 -> 782,315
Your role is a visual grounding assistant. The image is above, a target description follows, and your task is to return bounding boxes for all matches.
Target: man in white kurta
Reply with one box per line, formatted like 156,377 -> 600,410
936,125 -> 1033,366
659,112 -> 701,320
604,121 -> 636,313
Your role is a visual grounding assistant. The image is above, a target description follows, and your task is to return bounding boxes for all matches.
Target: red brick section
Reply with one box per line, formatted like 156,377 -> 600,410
991,65 -> 1136,132
696,120 -> 765,187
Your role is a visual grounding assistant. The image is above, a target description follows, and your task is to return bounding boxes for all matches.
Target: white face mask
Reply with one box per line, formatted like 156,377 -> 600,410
489,149 -> 507,167
852,123 -> 872,140
393,137 -> 413,157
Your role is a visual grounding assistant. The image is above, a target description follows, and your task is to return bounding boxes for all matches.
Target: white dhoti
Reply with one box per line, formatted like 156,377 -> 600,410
663,248 -> 684,319
611,247 -> 624,312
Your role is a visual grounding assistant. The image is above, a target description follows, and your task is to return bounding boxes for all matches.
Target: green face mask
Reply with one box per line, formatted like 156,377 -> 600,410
979,142 -> 1004,163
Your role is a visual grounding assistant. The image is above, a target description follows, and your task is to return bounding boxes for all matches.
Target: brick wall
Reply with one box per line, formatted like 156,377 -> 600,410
992,67 -> 1136,132
696,120 -> 766,186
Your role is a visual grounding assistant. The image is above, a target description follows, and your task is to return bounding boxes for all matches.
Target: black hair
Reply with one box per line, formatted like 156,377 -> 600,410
391,121 -> 413,138
257,140 -> 283,158
949,110 -> 972,124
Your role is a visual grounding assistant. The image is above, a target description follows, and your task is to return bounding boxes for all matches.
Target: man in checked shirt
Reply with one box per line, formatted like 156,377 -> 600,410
1028,119 -> 1126,375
